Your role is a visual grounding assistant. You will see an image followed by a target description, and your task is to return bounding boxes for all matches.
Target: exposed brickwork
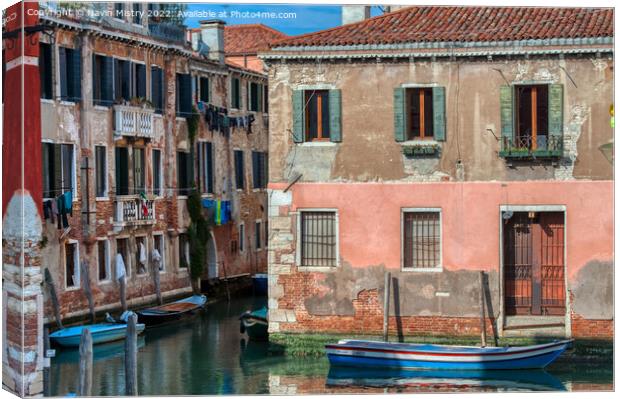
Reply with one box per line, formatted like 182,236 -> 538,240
570,314 -> 613,338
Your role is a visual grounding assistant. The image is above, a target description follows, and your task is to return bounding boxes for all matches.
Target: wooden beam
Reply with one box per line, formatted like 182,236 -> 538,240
78,329 -> 93,396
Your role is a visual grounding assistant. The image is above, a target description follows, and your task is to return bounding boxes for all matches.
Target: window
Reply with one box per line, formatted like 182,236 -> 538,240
407,88 -> 434,139
179,233 -> 190,269
197,142 -> 214,194
58,47 -> 81,102
305,90 -> 330,141
177,151 -> 192,196
116,238 -> 130,278
133,63 -> 147,99
40,43 -> 53,99
300,211 -> 338,267
152,149 -> 162,196
234,150 -> 245,190
65,241 -> 79,288
249,82 -> 262,112
264,220 -> 269,249
114,3 -> 124,18
115,147 -> 129,195
151,66 -> 164,113
97,240 -> 110,282
133,148 -> 145,194
93,54 -> 114,106
263,84 -> 269,113
176,73 -> 192,116
232,77 -> 241,109
515,85 -> 549,150
403,210 -> 441,270
199,76 -> 209,103
153,234 -> 165,272
239,223 -> 245,252
135,236 -> 148,275
132,4 -> 141,24
255,221 -> 262,250
114,59 -> 131,102
42,143 -> 74,198
252,151 -> 267,189
95,145 -> 107,198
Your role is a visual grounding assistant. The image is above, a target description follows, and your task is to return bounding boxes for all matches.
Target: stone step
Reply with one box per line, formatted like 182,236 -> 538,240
503,316 -> 567,337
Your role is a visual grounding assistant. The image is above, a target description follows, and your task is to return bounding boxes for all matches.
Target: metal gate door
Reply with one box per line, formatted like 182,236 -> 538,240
504,212 -> 565,315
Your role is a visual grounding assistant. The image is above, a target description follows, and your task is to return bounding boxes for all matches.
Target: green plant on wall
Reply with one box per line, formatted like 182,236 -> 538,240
187,106 -> 200,145
187,189 -> 212,287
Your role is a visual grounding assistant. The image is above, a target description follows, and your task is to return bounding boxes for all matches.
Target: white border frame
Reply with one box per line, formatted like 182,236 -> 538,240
296,208 -> 340,270
96,238 -> 112,284
400,207 -> 443,273
255,219 -> 263,251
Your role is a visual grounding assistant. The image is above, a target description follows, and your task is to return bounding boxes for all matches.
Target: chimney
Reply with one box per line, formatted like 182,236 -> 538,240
342,5 -> 371,25
199,19 -> 226,64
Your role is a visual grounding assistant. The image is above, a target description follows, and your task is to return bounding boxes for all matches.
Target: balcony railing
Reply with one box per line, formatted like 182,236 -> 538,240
114,196 -> 156,226
114,105 -> 154,138
499,135 -> 563,159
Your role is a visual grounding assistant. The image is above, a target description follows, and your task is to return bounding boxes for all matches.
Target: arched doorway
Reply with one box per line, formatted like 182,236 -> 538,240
206,231 -> 218,279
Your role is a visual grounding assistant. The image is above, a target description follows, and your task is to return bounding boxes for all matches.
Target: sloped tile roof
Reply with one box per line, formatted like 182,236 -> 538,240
224,24 -> 288,54
272,6 -> 613,48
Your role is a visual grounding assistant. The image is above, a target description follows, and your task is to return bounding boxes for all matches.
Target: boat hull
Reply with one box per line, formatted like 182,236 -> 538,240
136,295 -> 207,326
325,340 -> 572,370
50,324 -> 145,347
240,307 -> 268,340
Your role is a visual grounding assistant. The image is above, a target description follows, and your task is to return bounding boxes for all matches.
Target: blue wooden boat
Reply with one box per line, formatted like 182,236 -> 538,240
136,295 -> 206,326
239,307 -> 268,340
325,339 -> 572,370
252,274 -> 268,295
49,323 -> 145,347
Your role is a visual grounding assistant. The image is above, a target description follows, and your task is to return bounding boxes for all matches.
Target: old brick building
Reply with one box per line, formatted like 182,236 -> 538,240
263,6 -> 613,338
32,2 -> 269,323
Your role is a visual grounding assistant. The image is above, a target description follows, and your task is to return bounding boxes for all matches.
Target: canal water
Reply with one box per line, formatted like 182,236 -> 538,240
50,295 -> 612,395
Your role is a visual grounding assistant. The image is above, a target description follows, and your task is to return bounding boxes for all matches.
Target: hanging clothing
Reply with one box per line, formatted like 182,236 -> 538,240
139,243 -> 147,266
115,253 -> 126,281
63,191 -> 73,216
151,249 -> 162,272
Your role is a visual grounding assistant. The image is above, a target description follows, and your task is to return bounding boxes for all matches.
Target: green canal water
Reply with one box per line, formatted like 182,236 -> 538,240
50,295 -> 613,395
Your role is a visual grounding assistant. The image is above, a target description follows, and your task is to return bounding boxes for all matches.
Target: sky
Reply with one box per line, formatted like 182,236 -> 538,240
184,3 -> 383,36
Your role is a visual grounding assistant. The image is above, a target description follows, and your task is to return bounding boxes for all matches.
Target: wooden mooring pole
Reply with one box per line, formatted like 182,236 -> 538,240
125,313 -> 138,396
383,271 -> 391,342
44,268 -> 63,329
78,328 -> 93,396
43,327 -> 51,397
80,260 -> 96,323
479,271 -> 487,348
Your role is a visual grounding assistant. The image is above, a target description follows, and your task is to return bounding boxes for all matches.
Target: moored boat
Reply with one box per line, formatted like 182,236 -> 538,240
136,295 -> 207,326
252,274 -> 268,295
239,307 -> 268,340
325,339 -> 573,370
49,323 -> 146,347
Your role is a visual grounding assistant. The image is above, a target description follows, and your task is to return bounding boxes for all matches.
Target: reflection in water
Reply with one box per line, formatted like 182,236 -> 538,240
49,295 -> 612,396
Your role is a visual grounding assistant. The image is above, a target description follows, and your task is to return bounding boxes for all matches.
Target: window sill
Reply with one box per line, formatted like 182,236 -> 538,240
297,265 -> 339,272
97,279 -> 113,285
96,197 -> 110,202
93,105 -> 111,112
177,195 -> 188,200
64,285 -> 81,292
499,150 -> 563,159
400,140 -> 440,146
401,267 -> 443,273
59,100 -> 78,106
297,141 -> 337,147
40,99 -> 55,104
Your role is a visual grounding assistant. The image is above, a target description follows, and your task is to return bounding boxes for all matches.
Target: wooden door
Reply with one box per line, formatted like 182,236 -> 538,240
504,212 -> 565,315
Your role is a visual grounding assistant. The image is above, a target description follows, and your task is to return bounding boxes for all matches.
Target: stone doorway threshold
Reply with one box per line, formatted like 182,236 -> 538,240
503,315 -> 567,337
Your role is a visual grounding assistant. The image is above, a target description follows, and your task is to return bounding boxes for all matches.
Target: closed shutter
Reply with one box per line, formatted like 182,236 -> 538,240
58,47 -> 68,100
53,144 -> 62,194
292,90 -> 304,143
187,149 -> 194,190
257,84 -> 263,112
115,147 -> 129,195
70,49 -> 82,101
206,142 -> 213,193
548,84 -> 564,142
151,67 -> 162,113
393,87 -> 407,142
252,151 -> 259,188
103,57 -> 114,105
432,86 -> 446,141
328,89 -> 342,142
136,64 -> 146,99
182,74 -> 192,115
122,61 -> 130,101
500,85 -> 514,141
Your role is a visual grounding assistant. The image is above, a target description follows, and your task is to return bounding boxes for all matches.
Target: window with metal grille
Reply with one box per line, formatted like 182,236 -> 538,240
403,211 -> 441,270
97,240 -> 110,282
234,150 -> 245,189
42,143 -> 75,199
300,211 -> 337,267
95,146 -> 107,198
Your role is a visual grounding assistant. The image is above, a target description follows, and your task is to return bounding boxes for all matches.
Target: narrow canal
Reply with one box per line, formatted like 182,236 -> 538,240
50,295 -> 612,395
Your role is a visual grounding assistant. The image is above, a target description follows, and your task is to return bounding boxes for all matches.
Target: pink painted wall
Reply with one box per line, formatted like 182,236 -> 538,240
282,181 -> 613,283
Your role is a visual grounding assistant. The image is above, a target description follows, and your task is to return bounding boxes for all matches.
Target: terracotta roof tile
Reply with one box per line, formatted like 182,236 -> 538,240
224,24 -> 288,55
272,6 -> 613,48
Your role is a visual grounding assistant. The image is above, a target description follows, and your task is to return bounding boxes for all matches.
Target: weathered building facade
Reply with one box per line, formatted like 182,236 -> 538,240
264,7 -> 613,338
29,2 -> 269,323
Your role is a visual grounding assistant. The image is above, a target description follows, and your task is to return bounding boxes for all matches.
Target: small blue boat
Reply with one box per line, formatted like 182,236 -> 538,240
239,307 -> 268,340
325,339 -> 573,370
50,323 -> 145,347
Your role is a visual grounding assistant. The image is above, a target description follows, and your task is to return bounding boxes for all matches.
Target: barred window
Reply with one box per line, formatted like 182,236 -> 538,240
403,211 -> 441,270
300,211 -> 337,267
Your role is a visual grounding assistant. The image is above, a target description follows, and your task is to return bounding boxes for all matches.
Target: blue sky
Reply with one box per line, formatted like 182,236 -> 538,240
185,3 -> 383,36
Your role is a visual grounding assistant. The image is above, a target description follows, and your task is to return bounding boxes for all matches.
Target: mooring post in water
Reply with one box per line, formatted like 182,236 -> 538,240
44,268 -> 63,329
479,271 -> 487,348
152,250 -> 163,305
78,328 -> 93,396
43,327 -> 51,397
383,271 -> 391,342
125,313 -> 138,396
119,276 -> 128,312
222,260 -> 231,302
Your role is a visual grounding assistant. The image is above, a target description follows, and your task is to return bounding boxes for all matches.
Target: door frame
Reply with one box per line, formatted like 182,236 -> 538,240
498,205 -> 569,337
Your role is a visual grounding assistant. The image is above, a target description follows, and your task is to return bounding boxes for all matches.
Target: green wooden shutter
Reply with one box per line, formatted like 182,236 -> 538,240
292,90 -> 304,143
329,89 -> 342,142
548,84 -> 564,140
71,49 -> 82,101
500,85 -> 514,140
257,84 -> 263,112
432,86 -> 446,141
393,87 -> 407,142
58,47 -> 68,100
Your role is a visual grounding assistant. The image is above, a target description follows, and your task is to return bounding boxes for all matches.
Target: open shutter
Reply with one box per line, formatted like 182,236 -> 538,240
500,85 -> 514,142
71,49 -> 82,101
393,87 -> 407,142
103,57 -> 114,105
252,152 -> 259,188
58,47 -> 68,100
432,86 -> 446,141
206,142 -> 213,193
136,64 -> 146,99
548,84 -> 564,144
292,90 -> 304,143
187,149 -> 195,189
257,84 -> 263,112
329,89 -> 342,142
